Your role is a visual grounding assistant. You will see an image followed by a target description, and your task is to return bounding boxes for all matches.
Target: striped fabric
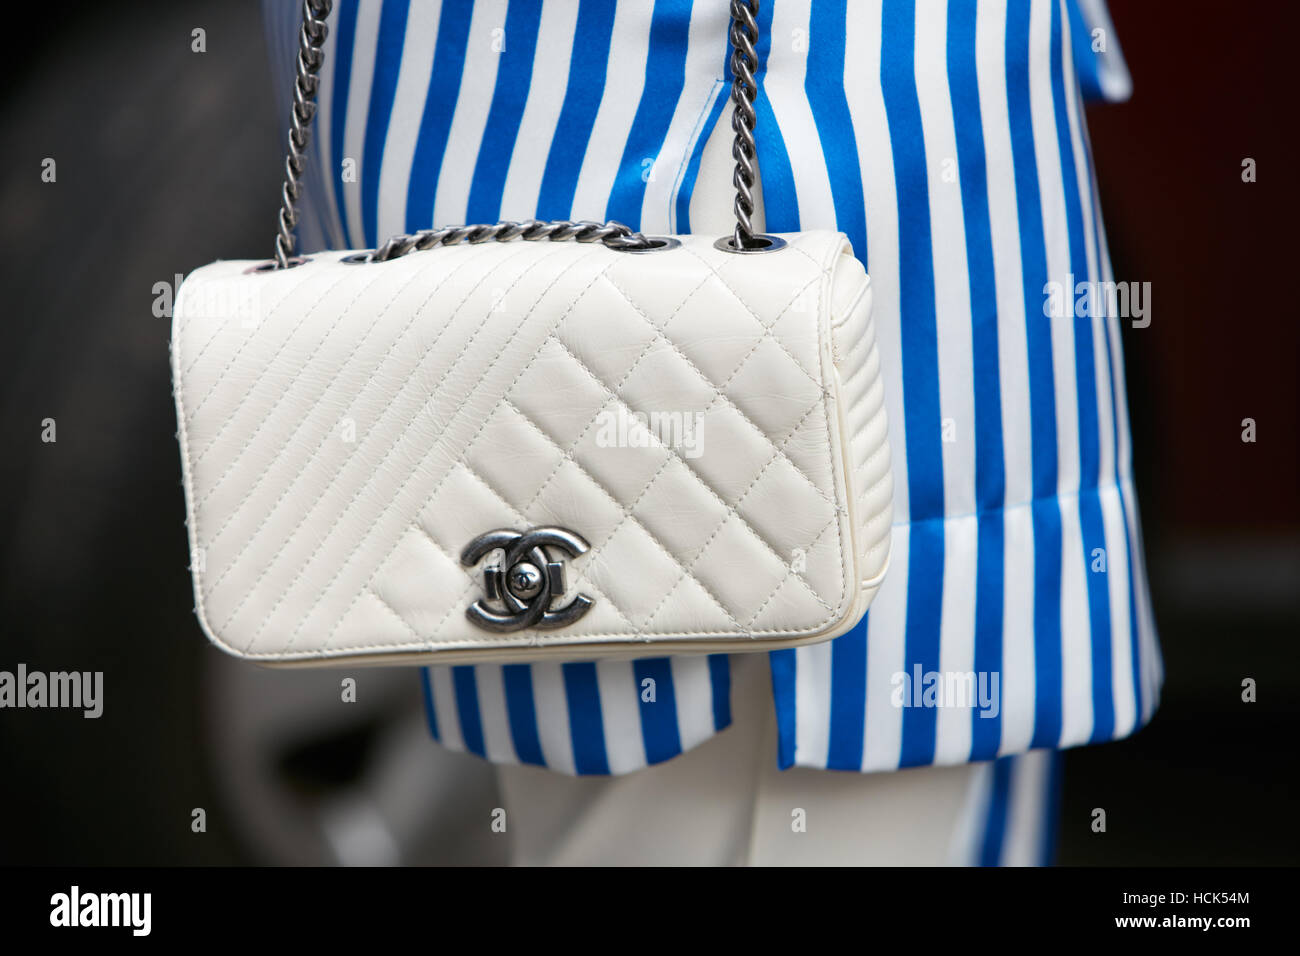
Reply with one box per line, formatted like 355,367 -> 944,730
949,748 -> 1064,866
265,0 -> 1161,776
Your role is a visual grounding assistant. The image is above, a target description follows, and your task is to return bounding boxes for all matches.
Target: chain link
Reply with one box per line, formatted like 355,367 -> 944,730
270,0 -> 767,268
273,0 -> 333,268
352,219 -> 658,264
728,0 -> 761,250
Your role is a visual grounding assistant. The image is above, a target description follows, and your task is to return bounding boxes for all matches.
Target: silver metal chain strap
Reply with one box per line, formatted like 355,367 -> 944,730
268,0 -> 777,269
726,0 -> 761,251
273,0 -> 333,268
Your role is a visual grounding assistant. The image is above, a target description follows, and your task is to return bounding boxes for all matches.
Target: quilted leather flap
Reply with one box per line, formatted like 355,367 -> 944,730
172,231 -> 886,665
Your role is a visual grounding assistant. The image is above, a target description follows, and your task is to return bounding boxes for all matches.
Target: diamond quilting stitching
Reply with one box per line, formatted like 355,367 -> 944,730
522,329 -> 838,622
673,242 -> 825,383
347,242 -> 847,644
183,234 -> 869,658
498,396 -> 744,632
597,267 -> 835,510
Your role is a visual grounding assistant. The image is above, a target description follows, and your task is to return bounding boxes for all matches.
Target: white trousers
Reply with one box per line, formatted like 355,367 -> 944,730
496,653 -> 1060,865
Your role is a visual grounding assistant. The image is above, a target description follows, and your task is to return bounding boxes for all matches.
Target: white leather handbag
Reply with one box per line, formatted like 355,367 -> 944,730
172,0 -> 892,667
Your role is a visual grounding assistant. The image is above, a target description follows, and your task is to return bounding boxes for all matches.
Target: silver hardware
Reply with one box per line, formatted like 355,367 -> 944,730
461,527 -> 594,633
713,234 -> 787,254
245,256 -> 311,274
607,235 -> 682,254
271,0 -> 333,269
337,220 -> 676,264
265,0 -> 773,268
727,0 -> 762,251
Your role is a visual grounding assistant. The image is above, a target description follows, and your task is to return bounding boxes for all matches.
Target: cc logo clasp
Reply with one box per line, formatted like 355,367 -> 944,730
460,526 -> 594,633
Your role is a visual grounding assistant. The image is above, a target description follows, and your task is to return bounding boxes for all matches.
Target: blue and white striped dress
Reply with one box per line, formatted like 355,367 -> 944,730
266,0 -> 1161,777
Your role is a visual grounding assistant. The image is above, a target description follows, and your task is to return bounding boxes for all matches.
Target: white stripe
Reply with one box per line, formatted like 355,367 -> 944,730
594,660 -> 646,775
432,0 -> 507,226
862,525 -> 909,771
1058,498 -> 1094,745
1000,503 -> 1036,756
917,0 -> 977,521
497,1 -> 581,219
978,0 -> 1032,512
1029,0 -> 1081,502
375,0 -> 440,240
640,6 -> 730,233
339,2 -> 382,247
530,662 -> 577,775
686,83 -> 738,234
429,666 -> 465,753
793,636 -> 832,766
1100,482 -> 1137,734
670,657 -> 717,754
570,2 -> 652,220
935,516 -> 978,765
472,664 -> 518,764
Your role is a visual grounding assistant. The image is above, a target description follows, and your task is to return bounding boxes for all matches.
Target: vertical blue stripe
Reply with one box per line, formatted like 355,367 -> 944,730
806,0 -> 868,258
329,0 -> 360,246
451,665 -> 486,757
1048,0 -> 1113,743
979,756 -> 1014,866
948,0 -> 1006,761
419,667 -> 440,741
465,0 -> 544,223
826,626 -> 867,769
1005,0 -> 1063,750
605,0 -> 695,228
881,0 -> 945,768
634,658 -> 683,765
750,0 -> 799,231
562,662 -> 610,775
536,0 -> 617,220
708,654 -> 732,730
769,648 -> 798,769
972,516 -> 1006,759
405,0 -> 473,231
502,664 -> 546,767
360,0 -> 411,247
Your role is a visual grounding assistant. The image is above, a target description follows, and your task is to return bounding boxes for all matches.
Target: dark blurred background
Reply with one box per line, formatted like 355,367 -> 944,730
0,0 -> 1294,865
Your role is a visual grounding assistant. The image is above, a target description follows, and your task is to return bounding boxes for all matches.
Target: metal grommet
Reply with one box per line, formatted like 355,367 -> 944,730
610,236 -> 681,254
713,234 -> 788,254
340,252 -> 375,264
243,256 -> 311,274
